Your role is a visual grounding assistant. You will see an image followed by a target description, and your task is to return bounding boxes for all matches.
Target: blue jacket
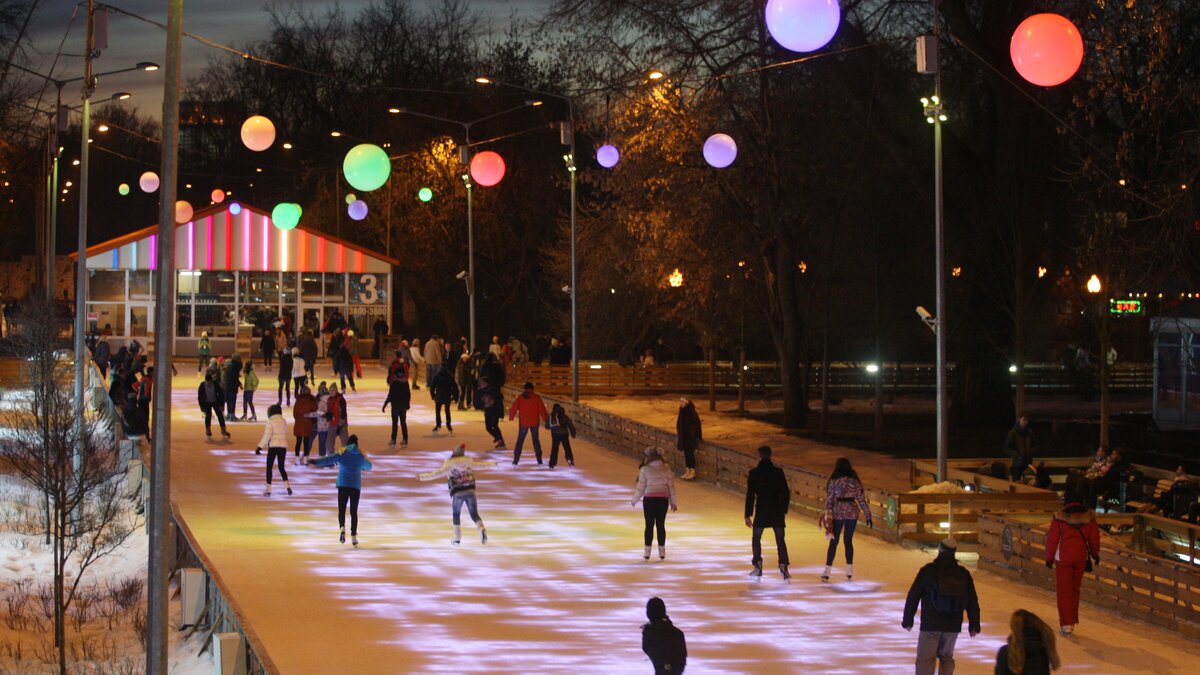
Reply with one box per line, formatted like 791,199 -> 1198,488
311,445 -> 373,490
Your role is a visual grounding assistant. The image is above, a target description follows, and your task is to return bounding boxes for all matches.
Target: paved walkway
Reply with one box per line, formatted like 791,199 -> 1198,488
168,367 -> 1195,673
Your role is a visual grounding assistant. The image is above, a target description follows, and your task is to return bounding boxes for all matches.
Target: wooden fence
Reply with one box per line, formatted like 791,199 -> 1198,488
504,360 -> 1153,396
979,513 -> 1200,640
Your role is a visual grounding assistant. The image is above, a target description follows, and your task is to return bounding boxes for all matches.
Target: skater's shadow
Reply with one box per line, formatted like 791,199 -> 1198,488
824,580 -> 882,594
1071,634 -> 1179,673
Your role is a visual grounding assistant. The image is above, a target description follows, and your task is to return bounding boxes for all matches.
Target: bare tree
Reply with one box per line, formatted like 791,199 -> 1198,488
0,299 -> 138,675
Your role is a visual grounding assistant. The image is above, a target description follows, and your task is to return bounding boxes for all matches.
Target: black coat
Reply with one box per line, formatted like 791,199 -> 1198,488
479,360 -> 505,389
384,379 -> 411,412
223,357 -> 243,392
745,459 -> 790,527
277,352 -> 294,381
197,381 -> 225,410
676,404 -> 702,451
642,618 -> 686,675
430,368 -> 459,404
299,336 -> 318,365
902,553 -> 982,634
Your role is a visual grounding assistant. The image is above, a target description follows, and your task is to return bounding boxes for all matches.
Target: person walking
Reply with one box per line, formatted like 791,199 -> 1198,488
135,367 -> 154,441
197,373 -> 231,439
372,316 -> 388,360
455,353 -> 473,410
430,364 -> 459,434
94,336 -> 111,379
1004,413 -> 1036,482
423,334 -> 443,391
823,457 -> 872,582
508,382 -> 549,465
223,352 -> 243,421
418,443 -> 494,545
902,537 -> 981,675
477,376 -> 506,449
334,339 -> 356,393
299,330 -> 318,384
994,609 -> 1061,675
1044,502 -> 1100,636
197,331 -> 211,373
292,385 -> 317,464
675,398 -> 702,481
547,403 -> 577,469
348,329 -> 363,379
241,361 -> 260,422
382,373 -> 411,448
641,597 -> 687,675
308,434 -> 373,547
632,447 -> 677,561
745,445 -> 791,580
277,346 -> 294,406
410,337 -> 425,390
255,403 -> 292,497
260,328 -> 275,370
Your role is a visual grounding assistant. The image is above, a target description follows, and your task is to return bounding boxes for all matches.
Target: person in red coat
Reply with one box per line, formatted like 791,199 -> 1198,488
507,382 -> 549,466
1044,502 -> 1100,636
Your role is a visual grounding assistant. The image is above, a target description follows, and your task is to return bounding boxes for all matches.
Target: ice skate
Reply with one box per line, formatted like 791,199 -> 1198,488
644,546 -> 651,560
682,468 -> 696,481
206,429 -> 213,438
451,539 -> 460,546
780,564 -> 791,580
845,564 -> 853,581
221,429 -> 231,439
401,440 -> 408,448
447,427 -> 454,436
339,529 -> 345,544
432,426 -> 440,433
285,481 -> 293,496
750,562 -> 762,578
1060,625 -> 1073,637
567,461 -> 574,467
821,565 -> 831,583
481,528 -> 488,544
658,545 -> 666,560
263,484 -> 271,497
351,535 -> 358,547
388,441 -> 395,448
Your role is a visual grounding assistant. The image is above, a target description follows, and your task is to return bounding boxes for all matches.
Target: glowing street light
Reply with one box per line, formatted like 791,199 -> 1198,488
647,70 -> 665,80
1086,274 -> 1102,294
668,268 -> 684,287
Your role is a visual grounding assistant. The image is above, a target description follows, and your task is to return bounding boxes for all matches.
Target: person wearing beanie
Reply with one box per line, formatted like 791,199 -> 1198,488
745,445 -> 791,580
256,403 -> 292,497
632,447 -> 677,561
1045,501 -> 1100,636
508,382 -> 549,465
641,596 -> 687,674
675,398 -> 702,481
309,434 -> 373,547
902,536 -> 981,675
418,444 -> 495,545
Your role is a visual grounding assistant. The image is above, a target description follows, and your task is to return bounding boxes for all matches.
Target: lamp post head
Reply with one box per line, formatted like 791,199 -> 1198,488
1086,274 -> 1102,294
138,62 -> 160,71
475,76 -> 493,85
647,70 -> 665,80
113,92 -> 131,101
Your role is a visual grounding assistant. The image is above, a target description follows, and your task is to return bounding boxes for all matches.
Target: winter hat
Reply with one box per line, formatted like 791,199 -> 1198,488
523,382 -> 534,390
452,443 -> 466,457
291,347 -> 299,355
938,536 -> 958,553
1063,502 -> 1087,514
642,447 -> 661,459
646,597 -> 667,622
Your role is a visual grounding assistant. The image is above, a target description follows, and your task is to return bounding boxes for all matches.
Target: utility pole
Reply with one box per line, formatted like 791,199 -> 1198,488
148,0 -> 182,670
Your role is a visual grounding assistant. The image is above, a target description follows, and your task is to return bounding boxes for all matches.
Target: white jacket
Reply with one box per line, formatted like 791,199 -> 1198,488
633,460 -> 676,508
257,414 -> 288,449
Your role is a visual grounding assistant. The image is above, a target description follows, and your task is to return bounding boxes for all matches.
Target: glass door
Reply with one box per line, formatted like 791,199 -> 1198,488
129,303 -> 154,339
301,307 -> 323,356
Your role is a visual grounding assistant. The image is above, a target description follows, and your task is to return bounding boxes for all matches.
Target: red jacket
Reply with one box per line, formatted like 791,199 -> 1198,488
1045,510 -> 1100,564
508,391 -> 548,428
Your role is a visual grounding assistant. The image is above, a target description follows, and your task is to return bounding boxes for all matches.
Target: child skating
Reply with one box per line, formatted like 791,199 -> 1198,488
308,434 -> 373,546
418,444 -> 494,546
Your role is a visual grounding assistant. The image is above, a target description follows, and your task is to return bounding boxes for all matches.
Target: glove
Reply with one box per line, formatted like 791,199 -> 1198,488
1092,555 -> 1100,565
866,519 -> 874,529
631,500 -> 638,507
901,621 -> 913,631
1045,560 -> 1054,569
255,448 -> 262,455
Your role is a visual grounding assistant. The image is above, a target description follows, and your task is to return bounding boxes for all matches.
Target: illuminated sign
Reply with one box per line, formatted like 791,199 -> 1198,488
1110,299 -> 1142,315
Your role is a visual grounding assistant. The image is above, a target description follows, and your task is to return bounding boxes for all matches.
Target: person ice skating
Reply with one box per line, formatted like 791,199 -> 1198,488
242,361 -> 260,421
1005,413 -> 1035,482
197,373 -> 231,439
197,331 -> 211,373
310,385 -> 333,457
260,328 -> 275,370
476,376 -> 506,449
508,382 -> 549,465
277,345 -> 294,406
299,331 -> 318,384
223,352 -> 243,421
641,597 -> 687,675
430,363 -> 459,434
994,609 -> 1061,675
418,443 -> 494,545
823,457 -> 872,582
744,445 -> 790,579
291,347 -> 307,393
1044,501 -> 1100,636
632,447 -> 677,561
410,337 -> 425,390
256,404 -> 292,497
292,385 -> 317,464
548,403 -> 577,469
455,352 -> 473,410
309,434 -> 373,546
328,383 -> 349,451
382,373 -> 411,448
675,398 -> 702,481
902,537 -> 981,675
334,335 -> 356,393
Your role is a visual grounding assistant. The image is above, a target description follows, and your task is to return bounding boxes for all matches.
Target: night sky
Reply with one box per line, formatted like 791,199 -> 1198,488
25,0 -> 551,119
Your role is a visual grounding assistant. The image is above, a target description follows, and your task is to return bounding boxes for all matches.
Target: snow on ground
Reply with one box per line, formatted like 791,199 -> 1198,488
167,367 -> 1197,674
0,439 -> 209,673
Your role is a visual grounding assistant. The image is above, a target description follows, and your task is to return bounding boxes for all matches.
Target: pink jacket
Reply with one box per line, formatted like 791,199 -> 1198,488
633,460 -> 677,508
825,477 -> 870,521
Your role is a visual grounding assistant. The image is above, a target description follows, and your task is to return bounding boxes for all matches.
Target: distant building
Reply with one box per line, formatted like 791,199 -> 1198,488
179,100 -> 243,158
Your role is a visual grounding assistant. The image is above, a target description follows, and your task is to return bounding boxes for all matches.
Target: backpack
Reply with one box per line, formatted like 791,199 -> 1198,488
929,565 -> 970,614
658,623 -> 687,672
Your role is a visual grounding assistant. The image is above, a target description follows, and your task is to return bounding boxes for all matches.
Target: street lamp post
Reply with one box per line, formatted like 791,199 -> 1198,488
477,78 -> 580,402
391,102 -> 538,352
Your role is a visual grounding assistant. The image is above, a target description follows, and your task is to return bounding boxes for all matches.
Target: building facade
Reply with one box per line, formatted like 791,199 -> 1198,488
78,202 -> 396,357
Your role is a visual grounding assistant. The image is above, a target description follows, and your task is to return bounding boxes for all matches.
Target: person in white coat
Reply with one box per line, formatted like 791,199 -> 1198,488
256,403 -> 291,496
632,447 -> 678,561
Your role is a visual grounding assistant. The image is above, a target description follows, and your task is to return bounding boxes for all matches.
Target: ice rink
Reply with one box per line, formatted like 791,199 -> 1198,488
169,368 -> 1196,673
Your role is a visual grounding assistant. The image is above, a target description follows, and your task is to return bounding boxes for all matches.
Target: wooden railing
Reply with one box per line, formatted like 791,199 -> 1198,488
504,360 -> 1154,396
979,513 -> 1200,641
896,492 -> 1064,548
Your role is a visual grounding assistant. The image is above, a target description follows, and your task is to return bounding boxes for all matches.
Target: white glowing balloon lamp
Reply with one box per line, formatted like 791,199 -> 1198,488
138,171 -> 160,193
765,0 -> 841,53
241,115 -> 276,152
703,134 -> 738,168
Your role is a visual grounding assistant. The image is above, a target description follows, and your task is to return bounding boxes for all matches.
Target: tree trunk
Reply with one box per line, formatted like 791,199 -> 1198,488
764,243 -> 805,429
